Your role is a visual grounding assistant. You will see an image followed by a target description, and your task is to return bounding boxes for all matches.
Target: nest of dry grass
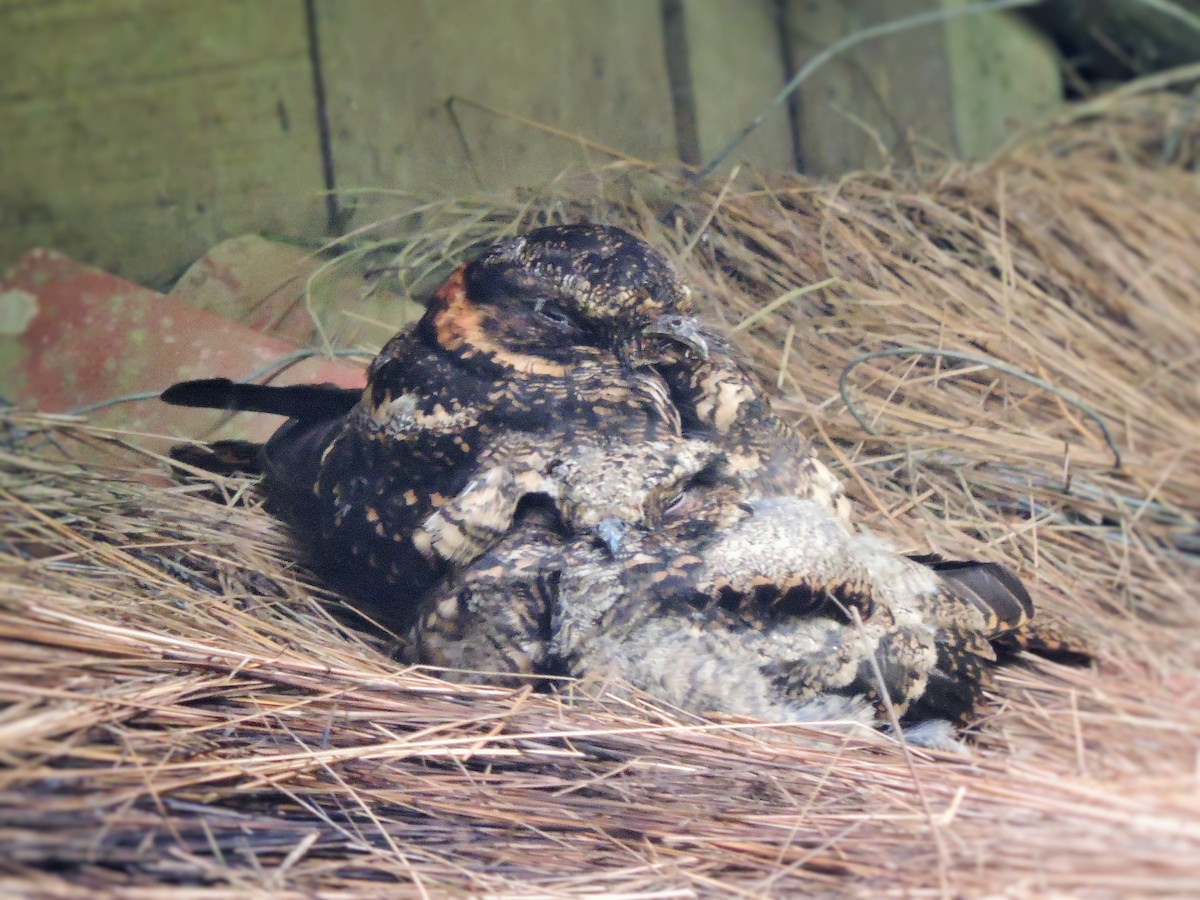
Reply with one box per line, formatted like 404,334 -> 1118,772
3,86 -> 1199,896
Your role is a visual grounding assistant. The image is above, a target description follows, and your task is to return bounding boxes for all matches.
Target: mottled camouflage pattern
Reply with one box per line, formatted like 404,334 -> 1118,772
412,435 -> 1034,747
164,224 -> 1082,747
165,224 -> 700,626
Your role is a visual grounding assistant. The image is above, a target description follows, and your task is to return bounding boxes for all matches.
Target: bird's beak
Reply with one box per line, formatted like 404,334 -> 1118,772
595,518 -> 631,557
644,314 -> 709,360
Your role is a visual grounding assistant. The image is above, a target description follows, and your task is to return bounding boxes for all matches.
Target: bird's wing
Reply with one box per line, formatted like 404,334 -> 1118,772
159,378 -> 363,480
414,435 -> 557,568
167,439 -> 265,476
989,616 -> 1092,663
908,553 -> 1033,638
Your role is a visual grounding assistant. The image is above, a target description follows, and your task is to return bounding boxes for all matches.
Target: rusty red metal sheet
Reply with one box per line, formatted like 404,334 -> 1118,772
1,248 -> 365,444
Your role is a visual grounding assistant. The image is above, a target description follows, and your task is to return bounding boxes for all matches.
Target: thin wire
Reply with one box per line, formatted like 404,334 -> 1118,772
67,348 -> 370,416
838,347 -> 1122,469
695,0 -> 1045,181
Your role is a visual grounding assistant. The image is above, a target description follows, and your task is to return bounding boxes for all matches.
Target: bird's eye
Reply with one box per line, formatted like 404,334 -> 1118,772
532,298 -> 577,329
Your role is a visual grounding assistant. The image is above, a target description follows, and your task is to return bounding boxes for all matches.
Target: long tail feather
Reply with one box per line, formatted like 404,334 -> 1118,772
161,379 -> 360,421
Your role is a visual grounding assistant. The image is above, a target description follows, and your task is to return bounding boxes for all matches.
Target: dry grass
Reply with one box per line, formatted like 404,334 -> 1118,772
3,87 -> 1199,896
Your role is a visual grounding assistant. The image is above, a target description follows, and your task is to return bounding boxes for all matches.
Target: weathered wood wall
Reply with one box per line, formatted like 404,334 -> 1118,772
1,0 -> 329,286
0,0 -> 1061,288
313,0 -> 682,211
783,0 -> 1061,175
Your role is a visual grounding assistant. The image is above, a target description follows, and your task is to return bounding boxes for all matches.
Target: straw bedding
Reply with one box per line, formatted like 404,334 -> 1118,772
2,88 -> 1198,896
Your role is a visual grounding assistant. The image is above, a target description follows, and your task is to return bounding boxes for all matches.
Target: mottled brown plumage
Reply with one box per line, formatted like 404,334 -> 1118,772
410,437 -> 723,680
649,323 -> 851,520
553,491 -> 1025,746
644,309 -> 1084,661
162,224 -> 703,625
164,223 -> 1082,745
400,428 -> 1044,747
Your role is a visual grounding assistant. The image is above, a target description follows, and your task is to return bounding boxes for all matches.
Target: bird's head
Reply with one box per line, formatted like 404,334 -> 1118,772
425,224 -> 706,372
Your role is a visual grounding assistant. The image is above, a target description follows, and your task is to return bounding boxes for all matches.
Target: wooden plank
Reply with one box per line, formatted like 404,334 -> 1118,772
314,0 -> 680,209
0,0 -> 328,287
781,0 -> 1061,176
683,0 -> 795,174
943,2 -> 1061,159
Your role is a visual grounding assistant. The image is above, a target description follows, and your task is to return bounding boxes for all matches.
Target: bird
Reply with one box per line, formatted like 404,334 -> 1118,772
406,431 -> 1049,749
161,223 -> 707,627
641,310 -> 1085,663
552,490 -> 1032,750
